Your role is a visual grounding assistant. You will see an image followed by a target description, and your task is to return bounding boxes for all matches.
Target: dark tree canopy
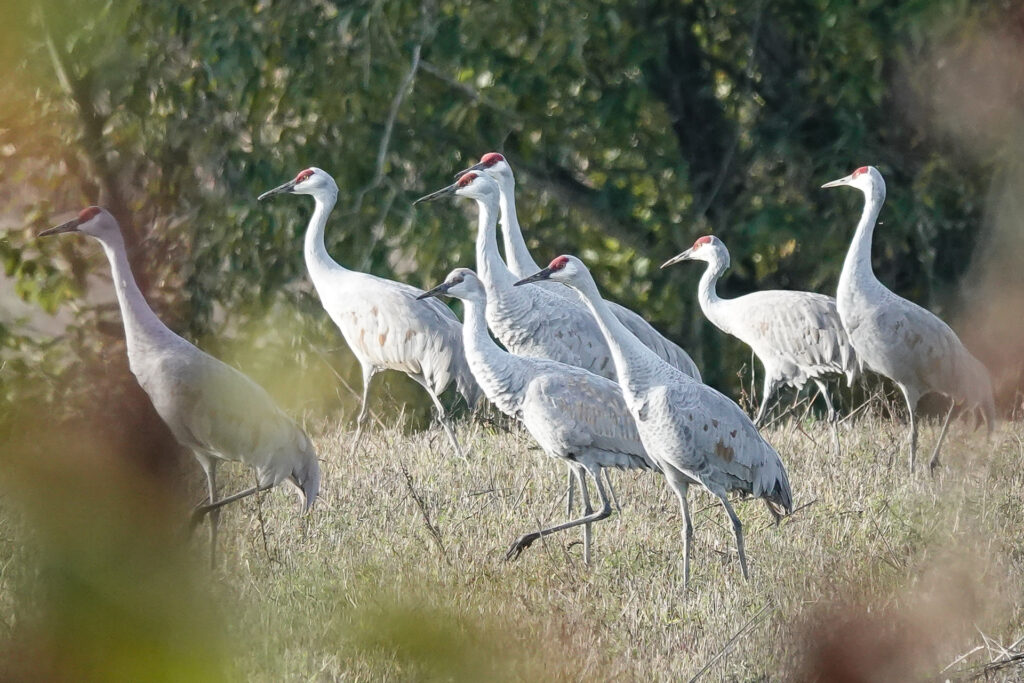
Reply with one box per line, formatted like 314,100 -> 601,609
2,0 -> 1023,437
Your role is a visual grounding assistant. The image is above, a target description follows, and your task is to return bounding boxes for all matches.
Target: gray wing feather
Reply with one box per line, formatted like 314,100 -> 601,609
718,290 -> 856,386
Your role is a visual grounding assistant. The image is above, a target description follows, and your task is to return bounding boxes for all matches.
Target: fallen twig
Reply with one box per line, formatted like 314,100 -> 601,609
397,459 -> 450,565
688,602 -> 772,682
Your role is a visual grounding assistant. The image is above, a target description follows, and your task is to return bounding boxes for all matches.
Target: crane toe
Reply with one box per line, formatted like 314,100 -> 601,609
505,532 -> 540,561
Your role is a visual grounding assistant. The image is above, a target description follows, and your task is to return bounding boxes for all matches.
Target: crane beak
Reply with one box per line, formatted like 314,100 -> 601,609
258,179 -> 297,201
820,174 -> 851,189
660,248 -> 694,269
513,267 -> 554,286
454,161 -> 487,179
38,218 -> 81,237
414,182 -> 458,205
417,280 -> 456,300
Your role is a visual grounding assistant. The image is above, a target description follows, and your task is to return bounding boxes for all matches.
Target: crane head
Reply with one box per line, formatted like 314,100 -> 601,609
39,206 -> 117,240
258,167 -> 336,201
455,152 -> 512,183
821,165 -> 884,192
414,171 -> 499,204
514,254 -> 584,286
417,267 -> 485,303
660,235 -> 727,269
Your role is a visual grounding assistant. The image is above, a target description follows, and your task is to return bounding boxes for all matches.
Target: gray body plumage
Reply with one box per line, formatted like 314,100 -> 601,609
134,335 -> 319,496
313,266 -> 480,409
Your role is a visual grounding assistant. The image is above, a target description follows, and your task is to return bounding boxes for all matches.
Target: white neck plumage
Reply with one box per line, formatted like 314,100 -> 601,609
496,179 -> 541,277
97,234 -> 178,361
304,189 -> 346,282
696,255 -> 728,324
475,195 -> 518,290
839,182 -> 886,299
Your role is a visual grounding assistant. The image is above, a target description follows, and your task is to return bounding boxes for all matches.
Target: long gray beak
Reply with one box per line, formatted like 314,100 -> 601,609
513,267 -> 554,287
661,248 -> 694,269
417,280 -> 456,300
39,218 -> 80,237
821,175 -> 851,189
414,181 -> 459,205
454,161 -> 487,179
258,179 -> 297,201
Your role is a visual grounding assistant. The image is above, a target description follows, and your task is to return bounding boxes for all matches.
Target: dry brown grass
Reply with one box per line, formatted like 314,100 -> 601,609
3,406 -> 1024,681
202,409 -> 1024,681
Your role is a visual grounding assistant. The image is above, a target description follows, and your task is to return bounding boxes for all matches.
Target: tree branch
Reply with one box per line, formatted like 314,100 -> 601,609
39,6 -> 149,293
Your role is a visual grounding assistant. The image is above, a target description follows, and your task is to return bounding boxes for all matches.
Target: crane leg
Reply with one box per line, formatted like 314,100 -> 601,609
899,385 -> 920,473
604,469 -> 622,513
194,456 -> 220,569
575,465 -> 594,565
664,468 -> 692,590
754,376 -> 781,428
506,464 -> 610,563
565,467 -> 576,518
350,365 -> 378,457
419,380 -> 465,459
190,482 -> 273,529
717,494 -> 748,581
814,378 -> 841,458
929,399 -> 956,474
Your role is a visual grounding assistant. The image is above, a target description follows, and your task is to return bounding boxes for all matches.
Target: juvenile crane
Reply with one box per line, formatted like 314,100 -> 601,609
517,255 -> 793,585
418,268 -> 666,564
823,166 -> 995,472
40,207 -> 320,566
458,152 -> 700,379
662,235 -> 857,451
260,168 -> 480,457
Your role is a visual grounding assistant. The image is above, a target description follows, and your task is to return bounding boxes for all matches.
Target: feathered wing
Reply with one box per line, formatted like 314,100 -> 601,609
169,351 -> 320,507
318,271 -> 482,407
719,290 -> 856,386
867,291 -> 994,415
520,367 -> 658,471
641,382 -> 792,512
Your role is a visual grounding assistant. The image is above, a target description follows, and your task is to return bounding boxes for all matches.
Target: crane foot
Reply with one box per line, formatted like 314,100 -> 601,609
505,533 -> 539,561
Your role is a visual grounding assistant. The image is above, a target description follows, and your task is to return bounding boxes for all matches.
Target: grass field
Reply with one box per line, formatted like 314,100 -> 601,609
3,402 -> 1024,681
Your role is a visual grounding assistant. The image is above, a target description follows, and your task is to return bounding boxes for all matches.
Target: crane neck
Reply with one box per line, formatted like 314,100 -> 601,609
98,234 -> 178,359
839,184 -> 885,299
496,180 -> 540,278
696,257 -> 728,323
475,195 -> 518,290
303,189 -> 346,283
460,295 -> 524,411
570,276 -> 664,401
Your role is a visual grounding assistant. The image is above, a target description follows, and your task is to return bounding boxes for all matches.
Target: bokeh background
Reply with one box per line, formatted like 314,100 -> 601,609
2,0 -> 1024,679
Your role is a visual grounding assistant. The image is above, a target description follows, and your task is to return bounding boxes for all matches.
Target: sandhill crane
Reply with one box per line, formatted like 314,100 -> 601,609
259,168 -> 480,457
822,166 -> 995,472
516,255 -> 793,585
458,152 -> 701,379
40,207 -> 319,566
661,235 -> 857,453
418,268 -> 667,564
